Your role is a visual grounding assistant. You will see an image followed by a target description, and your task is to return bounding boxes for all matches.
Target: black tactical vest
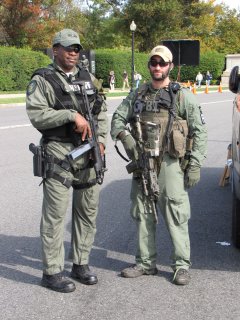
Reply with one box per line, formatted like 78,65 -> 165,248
32,67 -> 96,141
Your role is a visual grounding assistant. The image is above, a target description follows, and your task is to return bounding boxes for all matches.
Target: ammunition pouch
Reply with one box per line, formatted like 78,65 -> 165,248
126,159 -> 141,174
92,94 -> 104,115
132,114 -> 188,159
168,120 -> 188,159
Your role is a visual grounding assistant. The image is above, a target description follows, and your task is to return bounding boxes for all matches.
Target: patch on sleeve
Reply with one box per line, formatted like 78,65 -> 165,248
27,80 -> 37,96
199,106 -> 206,124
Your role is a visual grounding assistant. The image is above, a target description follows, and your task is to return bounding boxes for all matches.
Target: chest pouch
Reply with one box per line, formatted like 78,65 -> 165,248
168,120 -> 188,158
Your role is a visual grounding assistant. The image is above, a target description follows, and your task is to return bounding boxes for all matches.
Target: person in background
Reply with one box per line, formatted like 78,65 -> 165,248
134,71 -> 142,89
109,70 -> 115,91
196,72 -> 203,88
122,70 -> 130,91
205,71 -> 212,86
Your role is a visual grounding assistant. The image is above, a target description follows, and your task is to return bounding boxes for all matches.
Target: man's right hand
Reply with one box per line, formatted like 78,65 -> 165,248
74,113 -> 92,141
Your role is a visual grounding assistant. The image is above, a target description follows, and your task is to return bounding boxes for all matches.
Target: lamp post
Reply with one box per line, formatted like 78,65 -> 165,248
130,20 -> 136,92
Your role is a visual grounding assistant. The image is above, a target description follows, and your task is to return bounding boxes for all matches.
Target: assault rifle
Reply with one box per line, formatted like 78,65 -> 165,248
67,81 -> 106,185
126,115 -> 159,223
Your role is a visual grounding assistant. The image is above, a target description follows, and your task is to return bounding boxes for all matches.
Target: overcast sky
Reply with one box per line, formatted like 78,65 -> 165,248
213,0 -> 240,10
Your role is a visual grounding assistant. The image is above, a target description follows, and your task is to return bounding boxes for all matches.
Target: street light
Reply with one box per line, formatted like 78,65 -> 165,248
130,20 -> 136,92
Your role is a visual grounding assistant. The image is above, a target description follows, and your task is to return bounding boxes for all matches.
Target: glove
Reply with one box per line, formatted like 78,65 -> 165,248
121,133 -> 138,161
185,166 -> 200,188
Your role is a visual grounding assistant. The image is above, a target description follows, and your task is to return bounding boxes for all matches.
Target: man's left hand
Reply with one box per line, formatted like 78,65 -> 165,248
185,166 -> 200,188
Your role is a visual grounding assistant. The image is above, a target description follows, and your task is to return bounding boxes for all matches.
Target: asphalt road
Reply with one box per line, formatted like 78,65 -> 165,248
1,91 -> 240,320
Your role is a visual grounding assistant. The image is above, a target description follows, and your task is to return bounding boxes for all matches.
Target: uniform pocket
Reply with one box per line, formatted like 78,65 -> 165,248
167,196 -> 190,225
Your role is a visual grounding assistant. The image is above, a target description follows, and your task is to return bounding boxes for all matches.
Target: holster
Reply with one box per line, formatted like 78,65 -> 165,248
29,143 -> 44,177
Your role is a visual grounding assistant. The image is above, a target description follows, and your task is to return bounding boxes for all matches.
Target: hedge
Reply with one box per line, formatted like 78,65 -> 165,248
0,46 -> 226,91
0,47 -> 51,91
95,49 -> 226,87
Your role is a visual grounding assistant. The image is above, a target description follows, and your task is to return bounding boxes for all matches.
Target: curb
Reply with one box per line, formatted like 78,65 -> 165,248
0,103 -> 25,108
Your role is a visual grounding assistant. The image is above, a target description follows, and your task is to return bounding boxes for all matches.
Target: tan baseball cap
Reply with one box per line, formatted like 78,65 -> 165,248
149,45 -> 173,62
52,29 -> 82,49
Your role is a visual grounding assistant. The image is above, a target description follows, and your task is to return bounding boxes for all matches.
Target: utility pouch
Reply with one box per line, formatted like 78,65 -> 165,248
29,143 -> 44,177
180,135 -> 193,171
126,160 -> 140,174
168,120 -> 188,158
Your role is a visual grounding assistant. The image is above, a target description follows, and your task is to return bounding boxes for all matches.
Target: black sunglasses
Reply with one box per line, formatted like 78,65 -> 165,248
150,60 -> 170,67
61,45 -> 81,53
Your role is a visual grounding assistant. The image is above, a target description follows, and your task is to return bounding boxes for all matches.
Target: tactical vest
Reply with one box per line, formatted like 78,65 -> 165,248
32,67 -> 97,141
131,83 -> 188,159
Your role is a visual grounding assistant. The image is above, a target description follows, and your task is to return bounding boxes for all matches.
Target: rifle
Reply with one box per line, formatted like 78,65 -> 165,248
126,115 -> 159,223
67,81 -> 106,185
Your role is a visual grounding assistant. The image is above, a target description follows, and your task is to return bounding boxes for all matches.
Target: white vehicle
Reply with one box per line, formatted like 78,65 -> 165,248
229,66 -> 240,248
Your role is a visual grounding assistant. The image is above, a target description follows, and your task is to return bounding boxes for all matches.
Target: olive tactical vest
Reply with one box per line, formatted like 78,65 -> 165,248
131,83 -> 188,159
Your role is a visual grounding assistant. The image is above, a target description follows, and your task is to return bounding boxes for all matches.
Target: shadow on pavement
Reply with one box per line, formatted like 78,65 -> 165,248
1,166 -> 240,286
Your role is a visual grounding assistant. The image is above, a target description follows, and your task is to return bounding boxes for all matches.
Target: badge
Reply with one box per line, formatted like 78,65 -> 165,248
133,99 -> 144,113
27,80 -> 37,96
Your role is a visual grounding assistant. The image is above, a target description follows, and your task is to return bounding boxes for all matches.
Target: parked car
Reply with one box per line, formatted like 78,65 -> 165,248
229,66 -> 240,248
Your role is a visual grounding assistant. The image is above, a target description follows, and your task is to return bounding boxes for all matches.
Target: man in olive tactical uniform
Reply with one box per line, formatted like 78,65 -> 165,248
111,45 -> 207,285
26,29 -> 108,293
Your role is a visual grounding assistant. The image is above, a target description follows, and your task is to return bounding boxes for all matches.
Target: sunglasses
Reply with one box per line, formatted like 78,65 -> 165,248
149,60 -> 170,67
61,45 -> 81,53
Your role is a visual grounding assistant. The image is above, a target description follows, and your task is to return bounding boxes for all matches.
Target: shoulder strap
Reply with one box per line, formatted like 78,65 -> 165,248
32,67 -> 54,79
54,71 -> 80,111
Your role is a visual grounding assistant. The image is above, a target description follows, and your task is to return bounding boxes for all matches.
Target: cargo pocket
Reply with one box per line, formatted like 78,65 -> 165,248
167,196 -> 190,226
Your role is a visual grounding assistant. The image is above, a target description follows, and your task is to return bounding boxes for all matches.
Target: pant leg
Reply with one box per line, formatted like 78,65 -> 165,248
130,176 -> 157,270
158,154 -> 191,271
40,141 -> 75,275
71,167 -> 100,265
41,177 -> 71,275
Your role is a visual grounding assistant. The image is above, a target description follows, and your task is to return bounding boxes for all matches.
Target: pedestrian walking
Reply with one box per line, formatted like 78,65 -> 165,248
122,70 -> 129,90
109,71 -> 115,91
196,72 -> 203,88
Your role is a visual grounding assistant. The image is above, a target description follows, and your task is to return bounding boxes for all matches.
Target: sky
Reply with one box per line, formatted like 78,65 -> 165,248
213,0 -> 240,10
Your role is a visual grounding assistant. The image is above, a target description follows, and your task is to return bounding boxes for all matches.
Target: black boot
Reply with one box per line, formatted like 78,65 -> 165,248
71,264 -> 98,285
41,273 -> 76,293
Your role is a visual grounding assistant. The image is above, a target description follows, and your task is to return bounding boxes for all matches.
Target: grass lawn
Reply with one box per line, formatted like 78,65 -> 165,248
0,86 -> 228,104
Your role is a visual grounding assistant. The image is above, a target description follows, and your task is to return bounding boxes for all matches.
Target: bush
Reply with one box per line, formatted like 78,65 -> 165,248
170,50 -> 225,83
0,46 -> 51,91
95,49 -> 226,87
0,46 -> 226,91
95,49 -> 149,88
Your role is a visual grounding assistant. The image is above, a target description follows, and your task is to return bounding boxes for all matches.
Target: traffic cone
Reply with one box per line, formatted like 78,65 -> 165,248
192,83 -> 197,94
218,82 -> 223,93
205,85 -> 209,94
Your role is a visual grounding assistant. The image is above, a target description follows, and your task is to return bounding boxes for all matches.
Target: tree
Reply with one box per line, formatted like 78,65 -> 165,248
0,0 -> 72,48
